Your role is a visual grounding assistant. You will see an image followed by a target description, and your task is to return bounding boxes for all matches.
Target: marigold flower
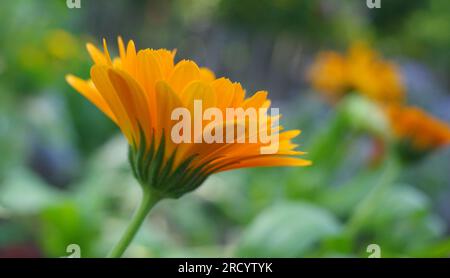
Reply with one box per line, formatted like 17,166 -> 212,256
385,105 -> 450,152
308,42 -> 405,104
67,37 -> 309,198
307,51 -> 348,100
66,38 -> 310,257
347,43 -> 404,104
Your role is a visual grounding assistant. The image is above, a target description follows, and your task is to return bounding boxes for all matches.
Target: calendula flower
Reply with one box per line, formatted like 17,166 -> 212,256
66,37 -> 309,257
347,43 -> 404,104
385,105 -> 450,153
307,51 -> 348,100
308,42 -> 405,104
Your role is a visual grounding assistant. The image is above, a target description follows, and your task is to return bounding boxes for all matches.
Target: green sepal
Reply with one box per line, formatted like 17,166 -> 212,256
128,129 -> 212,199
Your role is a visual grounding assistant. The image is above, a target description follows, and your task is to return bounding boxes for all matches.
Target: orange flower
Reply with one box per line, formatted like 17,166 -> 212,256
66,38 -> 310,198
347,42 -> 404,104
66,37 -> 311,257
385,105 -> 450,151
307,51 -> 348,100
308,42 -> 405,104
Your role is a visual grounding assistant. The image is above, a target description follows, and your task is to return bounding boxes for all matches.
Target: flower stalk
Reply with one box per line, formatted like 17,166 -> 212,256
108,188 -> 161,258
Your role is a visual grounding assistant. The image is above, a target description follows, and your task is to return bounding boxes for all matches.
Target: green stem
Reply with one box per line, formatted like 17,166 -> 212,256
108,189 -> 161,258
308,106 -> 347,165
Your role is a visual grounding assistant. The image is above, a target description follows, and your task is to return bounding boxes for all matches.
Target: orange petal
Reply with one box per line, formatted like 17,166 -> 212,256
65,74 -> 117,123
86,43 -> 108,65
169,60 -> 202,94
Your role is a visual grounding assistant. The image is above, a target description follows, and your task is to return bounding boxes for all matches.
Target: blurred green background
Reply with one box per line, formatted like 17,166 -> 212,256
0,0 -> 449,258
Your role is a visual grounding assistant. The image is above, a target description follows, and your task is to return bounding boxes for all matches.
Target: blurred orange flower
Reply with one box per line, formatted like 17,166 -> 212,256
385,105 -> 450,152
308,42 -> 405,104
307,51 -> 348,100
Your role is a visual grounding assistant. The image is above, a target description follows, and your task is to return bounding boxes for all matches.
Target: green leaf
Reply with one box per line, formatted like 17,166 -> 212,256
367,184 -> 430,227
358,184 -> 445,255
235,201 -> 341,257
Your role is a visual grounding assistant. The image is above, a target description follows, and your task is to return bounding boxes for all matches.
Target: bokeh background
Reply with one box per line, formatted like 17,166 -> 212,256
0,0 -> 449,258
